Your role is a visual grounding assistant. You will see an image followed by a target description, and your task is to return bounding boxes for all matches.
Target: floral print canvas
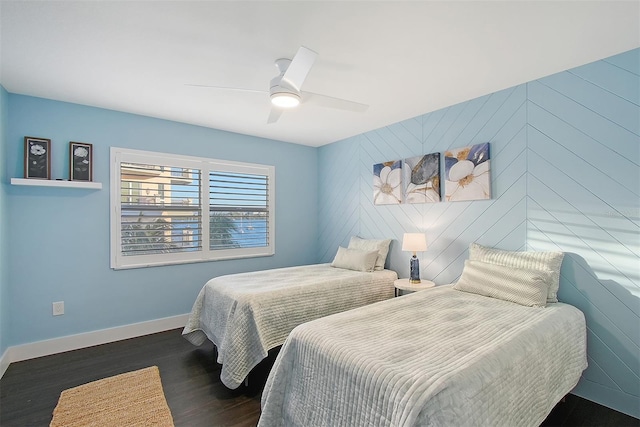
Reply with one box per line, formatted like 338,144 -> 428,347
373,160 -> 402,205
70,142 -> 92,181
24,137 -> 51,179
403,153 -> 440,203
444,143 -> 491,201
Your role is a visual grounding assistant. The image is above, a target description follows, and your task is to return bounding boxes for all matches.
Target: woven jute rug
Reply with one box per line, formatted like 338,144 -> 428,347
50,366 -> 174,427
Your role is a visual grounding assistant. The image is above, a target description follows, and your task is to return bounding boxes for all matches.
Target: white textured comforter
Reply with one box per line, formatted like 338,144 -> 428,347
259,285 -> 587,427
182,263 -> 398,389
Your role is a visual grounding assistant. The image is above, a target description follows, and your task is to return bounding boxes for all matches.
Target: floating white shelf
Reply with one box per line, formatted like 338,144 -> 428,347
11,178 -> 102,190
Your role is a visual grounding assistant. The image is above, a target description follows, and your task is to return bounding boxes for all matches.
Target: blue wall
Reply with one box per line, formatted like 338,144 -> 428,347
527,50 -> 639,416
0,86 -> 9,358
318,48 -> 639,417
4,95 -> 318,345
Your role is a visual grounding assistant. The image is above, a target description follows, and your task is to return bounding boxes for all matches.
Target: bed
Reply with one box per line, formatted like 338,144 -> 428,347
258,245 -> 588,427
182,237 -> 397,389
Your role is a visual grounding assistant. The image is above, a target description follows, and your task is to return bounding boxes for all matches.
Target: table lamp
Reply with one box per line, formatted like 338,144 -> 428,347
402,233 -> 427,284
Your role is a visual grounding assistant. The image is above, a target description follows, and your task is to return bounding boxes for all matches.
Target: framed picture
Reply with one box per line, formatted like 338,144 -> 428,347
444,142 -> 491,201
69,141 -> 93,181
24,136 -> 51,179
403,153 -> 441,203
373,160 -> 402,205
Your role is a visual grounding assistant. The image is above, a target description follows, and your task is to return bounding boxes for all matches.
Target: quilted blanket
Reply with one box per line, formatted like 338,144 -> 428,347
259,285 -> 587,427
182,263 -> 397,389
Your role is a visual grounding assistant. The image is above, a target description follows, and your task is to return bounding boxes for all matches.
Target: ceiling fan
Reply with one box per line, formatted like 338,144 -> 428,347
188,46 -> 369,124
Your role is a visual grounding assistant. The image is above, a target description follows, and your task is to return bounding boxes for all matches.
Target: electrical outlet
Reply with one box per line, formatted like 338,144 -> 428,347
52,301 -> 64,316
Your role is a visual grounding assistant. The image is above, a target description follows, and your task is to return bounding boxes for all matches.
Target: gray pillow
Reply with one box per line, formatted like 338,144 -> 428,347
331,247 -> 378,272
454,260 -> 550,307
469,243 -> 564,303
348,236 -> 392,271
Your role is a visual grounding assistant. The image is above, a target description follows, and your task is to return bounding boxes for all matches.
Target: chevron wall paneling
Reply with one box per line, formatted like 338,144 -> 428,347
319,84 -> 528,282
526,48 -> 639,417
317,48 -> 639,417
359,117 -> 425,277
318,137 -> 362,262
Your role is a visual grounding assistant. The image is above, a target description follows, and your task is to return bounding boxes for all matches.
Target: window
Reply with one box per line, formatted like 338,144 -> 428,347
110,148 -> 275,269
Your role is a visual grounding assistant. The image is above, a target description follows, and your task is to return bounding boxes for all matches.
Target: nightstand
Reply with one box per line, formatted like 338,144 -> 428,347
394,278 -> 435,297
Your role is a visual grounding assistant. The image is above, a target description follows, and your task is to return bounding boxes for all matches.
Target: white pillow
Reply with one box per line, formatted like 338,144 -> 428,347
348,236 -> 392,271
330,247 -> 378,272
469,243 -> 564,303
453,260 -> 550,307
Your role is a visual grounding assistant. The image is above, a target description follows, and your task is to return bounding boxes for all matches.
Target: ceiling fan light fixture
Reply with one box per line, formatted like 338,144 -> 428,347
270,92 -> 301,108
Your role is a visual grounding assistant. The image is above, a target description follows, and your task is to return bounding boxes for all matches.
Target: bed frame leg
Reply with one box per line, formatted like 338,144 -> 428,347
244,376 -> 249,387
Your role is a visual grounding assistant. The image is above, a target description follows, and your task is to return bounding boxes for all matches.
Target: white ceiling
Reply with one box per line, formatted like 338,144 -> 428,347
1,1 -> 638,147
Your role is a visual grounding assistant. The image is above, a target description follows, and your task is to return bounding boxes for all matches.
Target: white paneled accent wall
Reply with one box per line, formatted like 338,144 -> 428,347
320,84 -> 529,284
526,50 -> 639,416
318,48 -> 639,418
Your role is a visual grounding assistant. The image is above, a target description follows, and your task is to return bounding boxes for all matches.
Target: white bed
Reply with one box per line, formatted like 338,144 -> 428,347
182,262 -> 398,389
259,285 -> 587,427
258,244 -> 588,427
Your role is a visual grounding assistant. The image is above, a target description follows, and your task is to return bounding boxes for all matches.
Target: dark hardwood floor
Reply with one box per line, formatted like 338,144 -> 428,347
0,328 -> 638,427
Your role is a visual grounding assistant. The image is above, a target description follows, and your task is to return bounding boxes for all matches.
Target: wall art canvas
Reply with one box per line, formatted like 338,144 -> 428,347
403,153 -> 440,203
373,160 -> 402,205
444,143 -> 491,202
69,141 -> 93,181
24,136 -> 51,179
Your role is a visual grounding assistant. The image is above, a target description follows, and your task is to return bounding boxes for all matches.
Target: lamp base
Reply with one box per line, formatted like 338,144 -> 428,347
409,255 -> 420,284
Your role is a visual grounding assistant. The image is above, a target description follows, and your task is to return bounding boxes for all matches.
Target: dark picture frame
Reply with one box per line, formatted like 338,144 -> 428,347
69,141 -> 93,181
24,136 -> 51,179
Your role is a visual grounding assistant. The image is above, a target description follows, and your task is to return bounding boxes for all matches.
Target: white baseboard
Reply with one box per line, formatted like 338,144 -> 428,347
0,313 -> 189,379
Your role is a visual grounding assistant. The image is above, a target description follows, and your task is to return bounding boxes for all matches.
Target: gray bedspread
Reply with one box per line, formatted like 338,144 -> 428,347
182,263 -> 398,389
258,285 -> 587,427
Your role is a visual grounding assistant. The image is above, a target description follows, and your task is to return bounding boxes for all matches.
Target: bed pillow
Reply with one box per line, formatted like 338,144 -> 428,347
348,236 -> 392,271
469,243 -> 564,303
453,260 -> 550,307
331,247 -> 378,272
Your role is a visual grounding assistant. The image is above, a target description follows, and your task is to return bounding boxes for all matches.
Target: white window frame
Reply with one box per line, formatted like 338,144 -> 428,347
110,147 -> 275,269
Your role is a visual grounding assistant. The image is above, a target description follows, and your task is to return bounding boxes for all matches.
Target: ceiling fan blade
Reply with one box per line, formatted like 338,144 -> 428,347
267,108 -> 283,124
302,91 -> 369,113
282,46 -> 317,91
185,84 -> 266,94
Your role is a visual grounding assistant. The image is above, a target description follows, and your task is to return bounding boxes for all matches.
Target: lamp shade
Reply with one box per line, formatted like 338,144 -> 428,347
402,233 -> 427,252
